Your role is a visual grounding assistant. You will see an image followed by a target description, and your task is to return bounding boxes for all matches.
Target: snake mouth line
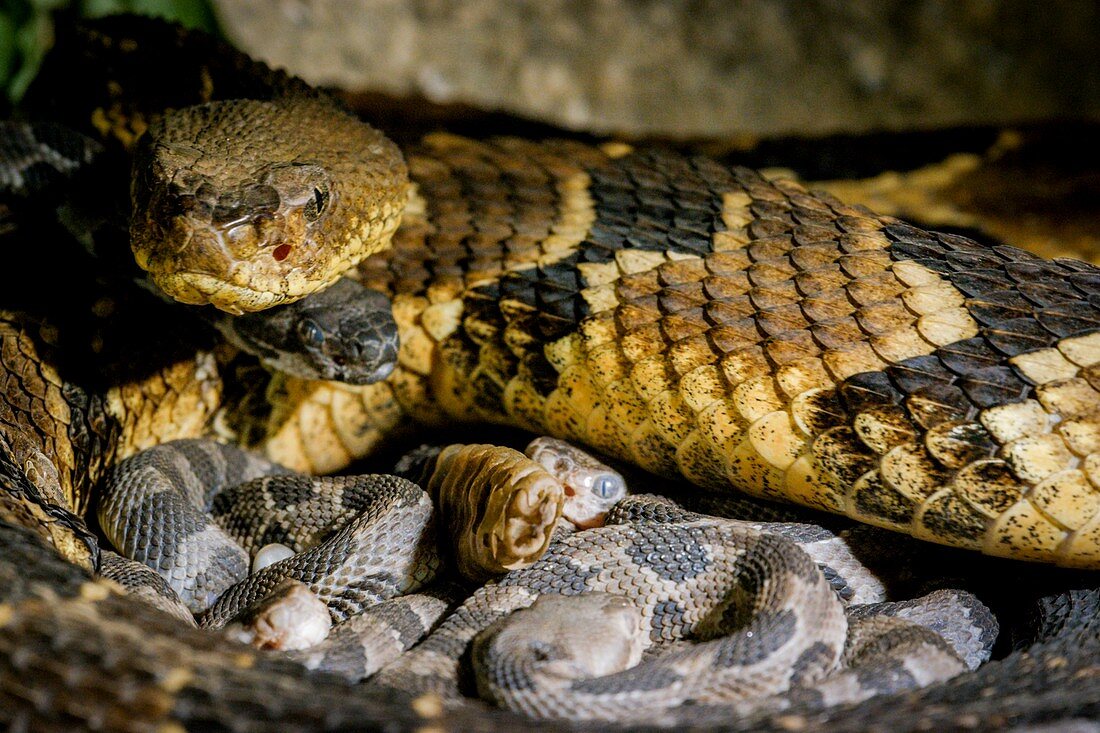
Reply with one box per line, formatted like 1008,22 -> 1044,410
155,271 -> 300,314
352,358 -> 397,385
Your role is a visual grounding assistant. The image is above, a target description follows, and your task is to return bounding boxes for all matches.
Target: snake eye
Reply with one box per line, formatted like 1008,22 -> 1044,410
303,185 -> 329,221
592,474 -> 622,500
298,319 -> 325,347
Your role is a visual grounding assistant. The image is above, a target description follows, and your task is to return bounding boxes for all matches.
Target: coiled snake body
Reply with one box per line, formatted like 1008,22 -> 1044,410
3,14 -> 1100,732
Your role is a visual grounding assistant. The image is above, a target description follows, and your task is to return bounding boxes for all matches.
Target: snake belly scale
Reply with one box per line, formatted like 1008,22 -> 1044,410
3,14 -> 1100,733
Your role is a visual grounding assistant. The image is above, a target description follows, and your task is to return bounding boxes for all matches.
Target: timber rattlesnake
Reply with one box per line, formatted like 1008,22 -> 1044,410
2,13 -> 1100,732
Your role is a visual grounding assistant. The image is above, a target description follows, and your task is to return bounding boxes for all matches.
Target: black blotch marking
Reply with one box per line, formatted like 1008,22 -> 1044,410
650,599 -> 691,643
713,608 -> 798,668
253,522 -> 295,550
501,538 -> 604,595
881,222 -> 1100,433
838,372 -> 902,412
461,150 -> 729,398
385,603 -> 436,649
851,472 -> 916,527
887,355 -> 954,393
626,524 -> 711,583
263,476 -> 326,511
820,564 -> 855,602
324,574 -> 394,620
431,607 -> 482,660
854,657 -> 919,695
917,491 -> 987,543
790,640 -> 838,685
570,665 -> 685,695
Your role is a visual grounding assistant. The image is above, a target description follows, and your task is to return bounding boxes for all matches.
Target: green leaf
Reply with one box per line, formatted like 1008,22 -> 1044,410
80,0 -> 128,16
8,9 -> 50,101
91,0 -> 219,32
152,0 -> 218,33
0,13 -> 17,86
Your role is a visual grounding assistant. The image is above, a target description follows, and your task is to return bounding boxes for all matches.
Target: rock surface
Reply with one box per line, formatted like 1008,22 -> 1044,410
214,0 -> 1100,137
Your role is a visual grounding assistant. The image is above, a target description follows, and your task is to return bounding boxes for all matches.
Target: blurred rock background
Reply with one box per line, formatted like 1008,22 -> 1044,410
8,1 -> 1096,136
214,0 -> 1100,138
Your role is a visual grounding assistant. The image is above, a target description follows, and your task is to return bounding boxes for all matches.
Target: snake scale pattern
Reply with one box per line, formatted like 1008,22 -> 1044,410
3,14 -> 1100,732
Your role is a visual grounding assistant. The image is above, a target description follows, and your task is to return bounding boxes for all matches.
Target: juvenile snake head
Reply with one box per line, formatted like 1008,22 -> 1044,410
526,437 -> 627,529
212,277 -> 399,384
473,593 -> 645,703
130,97 -> 408,314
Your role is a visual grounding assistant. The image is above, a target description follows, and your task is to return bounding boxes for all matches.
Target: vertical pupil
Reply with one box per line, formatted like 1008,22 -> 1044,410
304,187 -> 327,221
592,475 -> 622,499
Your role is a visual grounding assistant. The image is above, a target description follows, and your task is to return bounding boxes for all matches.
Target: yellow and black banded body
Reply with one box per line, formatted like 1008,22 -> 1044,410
262,134 -> 1100,568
